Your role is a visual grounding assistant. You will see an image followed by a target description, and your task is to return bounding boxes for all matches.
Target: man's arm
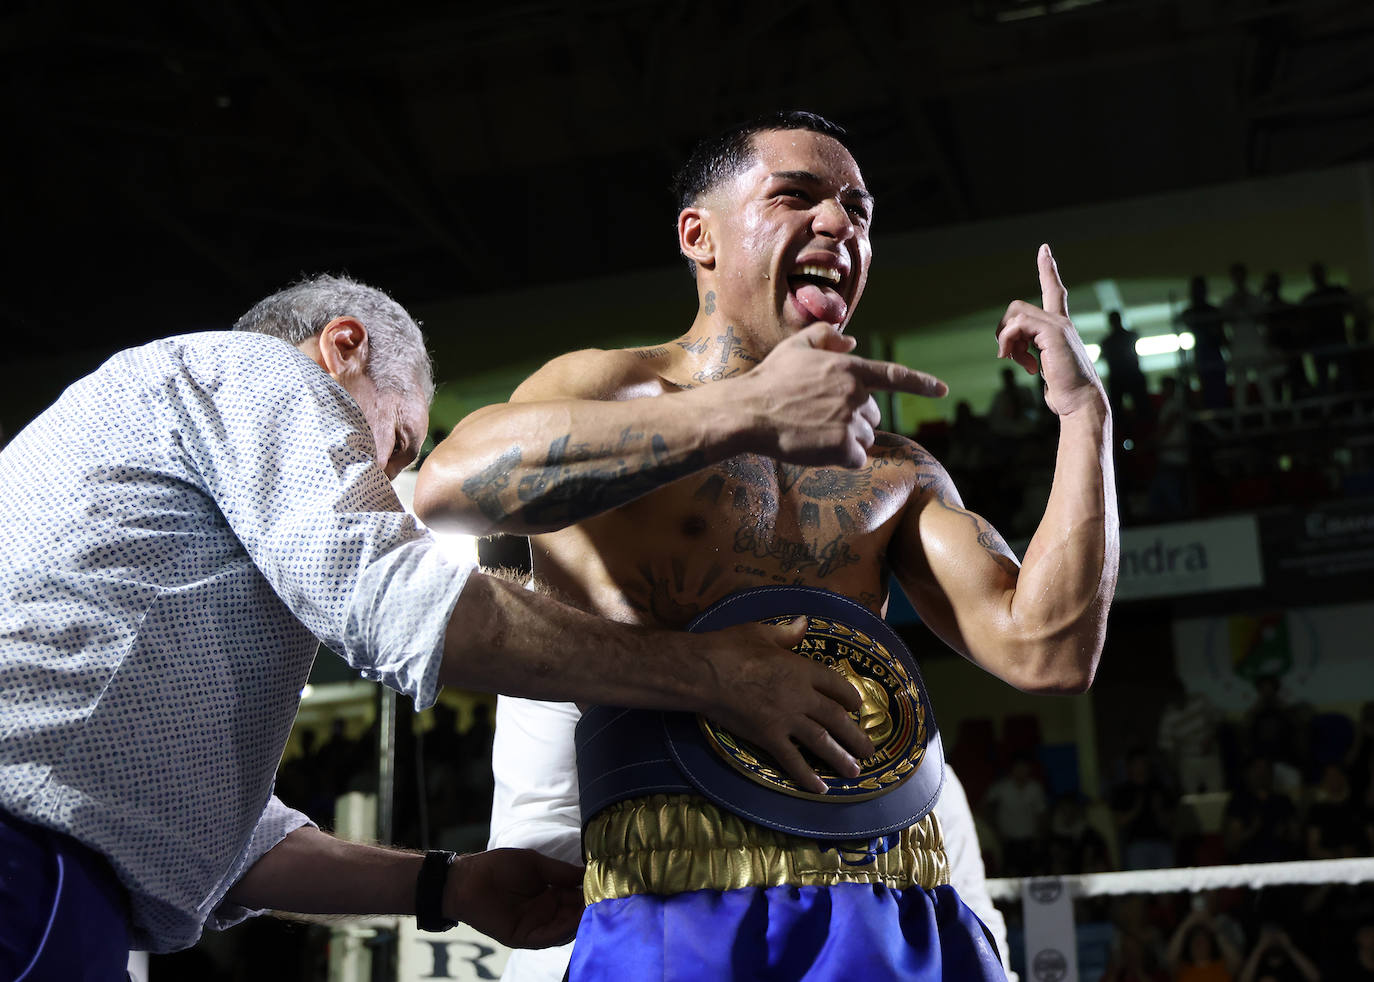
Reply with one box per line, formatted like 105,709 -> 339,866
892,245 -> 1118,693
222,826 -> 583,950
439,570 -> 873,794
414,325 -> 945,536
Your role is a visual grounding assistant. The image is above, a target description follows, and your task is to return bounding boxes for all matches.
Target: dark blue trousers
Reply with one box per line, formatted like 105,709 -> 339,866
0,809 -> 132,982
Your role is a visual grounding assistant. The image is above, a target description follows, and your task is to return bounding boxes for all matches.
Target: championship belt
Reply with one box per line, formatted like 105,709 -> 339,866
576,586 -> 944,841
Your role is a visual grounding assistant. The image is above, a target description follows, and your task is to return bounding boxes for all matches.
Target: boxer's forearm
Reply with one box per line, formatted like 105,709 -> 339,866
225,826 -> 421,915
414,393 -> 745,536
1009,397 -> 1118,690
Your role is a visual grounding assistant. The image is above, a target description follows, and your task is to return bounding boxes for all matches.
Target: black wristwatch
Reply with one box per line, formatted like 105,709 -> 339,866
415,849 -> 459,932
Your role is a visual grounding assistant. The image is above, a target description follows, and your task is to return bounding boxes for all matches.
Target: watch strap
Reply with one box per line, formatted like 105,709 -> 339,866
415,849 -> 458,932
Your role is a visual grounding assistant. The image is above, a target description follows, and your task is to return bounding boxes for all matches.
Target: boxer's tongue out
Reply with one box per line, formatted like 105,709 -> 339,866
789,265 -> 847,324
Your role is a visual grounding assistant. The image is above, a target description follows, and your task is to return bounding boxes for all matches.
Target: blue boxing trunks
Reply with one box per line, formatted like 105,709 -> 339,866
570,587 -> 1006,981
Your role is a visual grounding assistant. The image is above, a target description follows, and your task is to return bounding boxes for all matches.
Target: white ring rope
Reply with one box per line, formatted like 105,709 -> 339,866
985,856 -> 1374,902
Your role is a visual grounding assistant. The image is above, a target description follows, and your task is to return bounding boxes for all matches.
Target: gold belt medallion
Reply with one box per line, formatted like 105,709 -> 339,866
697,614 -> 928,802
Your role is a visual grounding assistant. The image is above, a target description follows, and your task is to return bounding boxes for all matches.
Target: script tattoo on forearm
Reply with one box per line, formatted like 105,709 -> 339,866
516,432 -> 707,525
461,447 -> 522,524
462,432 -> 706,526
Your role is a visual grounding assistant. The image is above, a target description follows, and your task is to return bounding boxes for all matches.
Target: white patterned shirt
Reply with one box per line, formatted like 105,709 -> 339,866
0,332 -> 472,952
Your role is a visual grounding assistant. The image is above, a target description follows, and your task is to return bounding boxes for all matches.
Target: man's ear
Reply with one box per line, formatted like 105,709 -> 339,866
316,316 -> 370,383
678,207 -> 716,271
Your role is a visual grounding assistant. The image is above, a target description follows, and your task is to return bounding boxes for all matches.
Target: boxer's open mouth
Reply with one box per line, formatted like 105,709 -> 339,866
788,263 -> 848,324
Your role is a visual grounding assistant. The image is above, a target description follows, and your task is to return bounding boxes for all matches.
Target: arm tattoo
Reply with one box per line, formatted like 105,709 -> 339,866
894,438 -> 1020,576
925,475 -> 1020,578
507,433 -> 708,526
460,447 -> 521,524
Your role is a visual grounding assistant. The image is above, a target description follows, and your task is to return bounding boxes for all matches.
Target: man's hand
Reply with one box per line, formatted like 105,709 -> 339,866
444,848 -> 584,950
995,244 -> 1106,418
693,617 -> 877,794
730,323 -> 947,467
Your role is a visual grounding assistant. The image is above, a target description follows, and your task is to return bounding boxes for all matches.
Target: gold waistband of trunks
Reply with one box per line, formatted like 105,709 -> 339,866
582,793 -> 949,905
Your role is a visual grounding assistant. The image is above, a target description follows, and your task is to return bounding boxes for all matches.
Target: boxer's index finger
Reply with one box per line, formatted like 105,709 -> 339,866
1039,243 -> 1069,318
849,357 -> 948,398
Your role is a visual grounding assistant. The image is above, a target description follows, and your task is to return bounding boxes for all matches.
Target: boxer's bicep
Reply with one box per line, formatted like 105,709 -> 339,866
888,456 -> 1024,684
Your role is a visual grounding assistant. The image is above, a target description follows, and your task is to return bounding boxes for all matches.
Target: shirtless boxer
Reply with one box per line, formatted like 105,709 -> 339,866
415,110 -> 1118,980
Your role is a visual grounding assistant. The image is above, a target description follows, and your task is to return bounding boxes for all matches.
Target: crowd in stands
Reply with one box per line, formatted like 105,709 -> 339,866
917,263 -> 1374,535
953,677 -> 1374,981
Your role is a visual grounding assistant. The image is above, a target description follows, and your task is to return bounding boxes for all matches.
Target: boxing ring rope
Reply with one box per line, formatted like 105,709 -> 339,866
987,857 -> 1374,981
985,855 -> 1374,901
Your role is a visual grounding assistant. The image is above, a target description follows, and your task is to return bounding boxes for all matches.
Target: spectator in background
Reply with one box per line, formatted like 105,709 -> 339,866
1305,762 -> 1363,861
1109,895 -> 1171,982
1112,748 -> 1178,870
1048,793 -> 1111,874
1101,310 -> 1153,422
981,756 -> 1049,875
945,399 -> 994,483
1103,930 -> 1171,982
1301,262 -> 1354,394
988,365 -> 1038,439
1322,920 -> 1374,981
1147,376 -> 1192,519
1167,906 -> 1243,982
1180,275 -> 1228,410
1345,701 -> 1374,802
1223,757 -> 1301,863
1220,263 -> 1277,414
1258,272 -> 1310,403
1237,924 -> 1321,982
1244,674 -> 1306,773
1158,680 -> 1225,794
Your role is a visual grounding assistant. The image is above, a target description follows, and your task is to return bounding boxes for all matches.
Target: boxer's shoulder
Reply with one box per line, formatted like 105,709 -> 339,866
513,345 -> 676,403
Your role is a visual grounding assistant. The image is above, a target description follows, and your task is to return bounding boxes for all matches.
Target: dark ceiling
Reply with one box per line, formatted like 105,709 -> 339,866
5,0 -> 1374,375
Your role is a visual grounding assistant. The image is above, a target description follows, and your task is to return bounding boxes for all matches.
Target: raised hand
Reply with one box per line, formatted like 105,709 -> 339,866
444,848 -> 585,950
995,245 -> 1106,418
733,322 -> 947,467
694,616 -> 876,794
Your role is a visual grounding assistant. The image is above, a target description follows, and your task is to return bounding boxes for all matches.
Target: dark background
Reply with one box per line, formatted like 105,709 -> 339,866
5,0 -> 1373,433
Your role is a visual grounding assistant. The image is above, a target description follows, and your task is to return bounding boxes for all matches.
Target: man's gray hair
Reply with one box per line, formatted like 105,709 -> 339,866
234,273 -> 434,403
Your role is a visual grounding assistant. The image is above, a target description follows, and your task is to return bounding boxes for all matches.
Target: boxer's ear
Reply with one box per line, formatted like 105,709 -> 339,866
679,206 -> 716,271
316,316 -> 370,383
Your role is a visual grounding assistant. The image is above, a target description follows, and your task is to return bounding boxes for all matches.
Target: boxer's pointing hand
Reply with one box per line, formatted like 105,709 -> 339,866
696,617 -> 877,794
994,245 -> 1104,418
731,323 -> 946,468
